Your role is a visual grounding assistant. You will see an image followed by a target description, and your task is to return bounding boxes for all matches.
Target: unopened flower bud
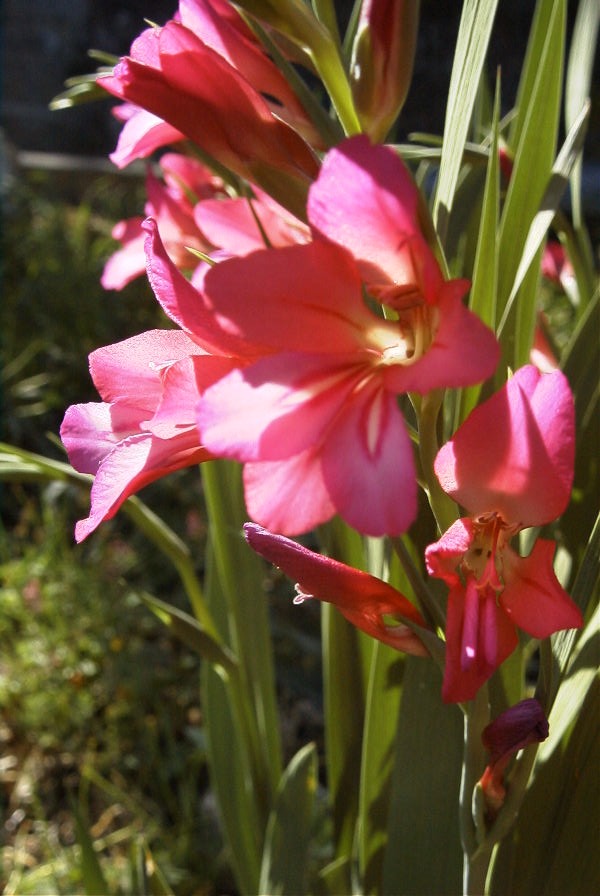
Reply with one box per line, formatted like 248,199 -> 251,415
479,698 -> 549,816
350,0 -> 420,141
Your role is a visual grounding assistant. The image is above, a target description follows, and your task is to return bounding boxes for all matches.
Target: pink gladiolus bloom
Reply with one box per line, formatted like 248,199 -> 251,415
479,698 -> 549,816
60,330 -> 237,542
102,153 -> 223,290
244,523 -> 428,655
99,3 -> 318,215
426,365 -> 583,703
197,137 -> 499,536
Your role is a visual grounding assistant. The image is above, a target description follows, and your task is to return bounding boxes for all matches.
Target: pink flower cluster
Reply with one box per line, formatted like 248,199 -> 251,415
61,0 -> 582,704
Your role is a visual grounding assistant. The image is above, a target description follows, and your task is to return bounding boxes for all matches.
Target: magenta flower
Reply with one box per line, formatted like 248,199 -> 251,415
60,330 -> 237,542
61,211 -> 254,542
426,365 -> 583,703
196,137 -> 499,536
244,523 -> 428,656
99,1 -> 319,214
102,153 -> 223,290
479,698 -> 549,816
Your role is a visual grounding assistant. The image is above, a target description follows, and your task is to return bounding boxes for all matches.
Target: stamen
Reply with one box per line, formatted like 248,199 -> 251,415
293,585 -> 314,605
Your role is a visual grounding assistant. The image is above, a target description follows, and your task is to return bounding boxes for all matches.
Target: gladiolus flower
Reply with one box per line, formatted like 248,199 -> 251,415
244,522 -> 428,656
479,698 -> 549,816
99,1 -> 319,217
197,137 -> 499,536
426,365 -> 583,703
102,153 -> 223,290
60,330 -> 237,542
61,213 -> 252,542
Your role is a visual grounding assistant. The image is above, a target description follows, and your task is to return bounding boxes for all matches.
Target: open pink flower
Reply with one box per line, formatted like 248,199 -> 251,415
102,153 -> 223,290
61,214 -> 253,542
244,523 -> 428,655
426,365 -> 583,703
99,1 -> 318,215
196,137 -> 499,536
60,330 -> 237,542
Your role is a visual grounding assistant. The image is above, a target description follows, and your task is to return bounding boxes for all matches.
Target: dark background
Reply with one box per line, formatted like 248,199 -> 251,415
2,0 -> 598,160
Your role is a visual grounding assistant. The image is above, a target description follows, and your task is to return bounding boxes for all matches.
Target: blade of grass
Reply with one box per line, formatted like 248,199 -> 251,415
433,0 -> 499,244
259,743 -> 318,896
496,0 -> 567,366
456,75 -> 501,425
565,0 -> 600,230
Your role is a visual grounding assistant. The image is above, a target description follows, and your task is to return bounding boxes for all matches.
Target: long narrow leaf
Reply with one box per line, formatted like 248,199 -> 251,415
382,657 -> 463,896
358,643 -> 405,894
456,77 -> 501,425
259,743 -> 318,896
140,592 -> 237,672
497,0 -> 566,366
497,100 -> 590,338
565,0 -> 600,229
433,0 -> 499,244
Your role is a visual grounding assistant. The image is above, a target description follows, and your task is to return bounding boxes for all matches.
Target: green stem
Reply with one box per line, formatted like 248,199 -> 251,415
460,686 -> 491,893
417,389 -> 459,534
390,536 -> 446,632
310,32 -> 362,135
201,461 -> 282,803
465,843 -> 494,896
122,495 -> 217,635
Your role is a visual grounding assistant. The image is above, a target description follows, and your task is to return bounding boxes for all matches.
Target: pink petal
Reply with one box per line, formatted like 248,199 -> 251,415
147,354 -> 237,439
434,365 -> 575,527
198,352 -> 362,462
143,218 -> 256,358
243,451 -> 336,535
194,197 -> 275,255
308,135 -> 441,300
195,194 -> 308,255
74,430 -> 209,543
201,240 -> 378,354
101,23 -> 317,185
178,0 -> 308,121
320,383 -> 418,536
425,517 -> 474,585
101,217 -> 147,290
107,106 -> 184,168
88,329 -> 200,405
500,540 -> 583,638
159,152 -> 222,201
442,581 -> 518,703
61,403 -> 124,475
244,523 -> 428,655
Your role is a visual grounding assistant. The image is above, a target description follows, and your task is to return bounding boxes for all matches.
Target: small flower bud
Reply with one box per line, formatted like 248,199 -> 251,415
479,698 -> 549,816
350,0 -> 420,141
